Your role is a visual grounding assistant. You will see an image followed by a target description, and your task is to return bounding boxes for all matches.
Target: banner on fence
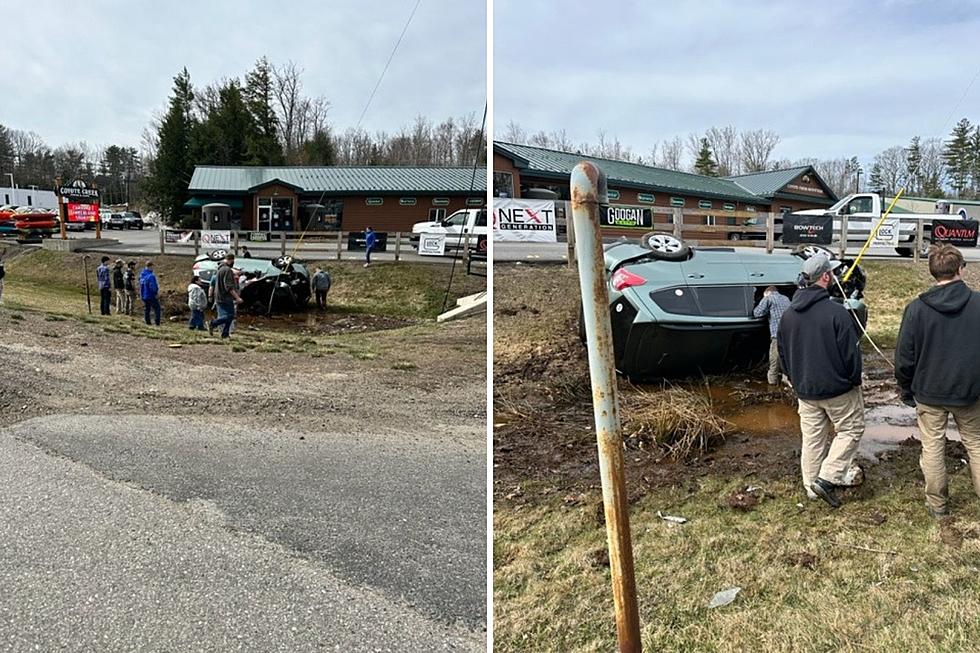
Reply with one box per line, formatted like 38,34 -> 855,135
932,219 -> 980,247
493,198 -> 557,242
601,205 -> 652,229
782,215 -> 833,245
871,219 -> 901,247
201,230 -> 231,246
248,231 -> 270,242
164,230 -> 194,244
419,233 -> 447,256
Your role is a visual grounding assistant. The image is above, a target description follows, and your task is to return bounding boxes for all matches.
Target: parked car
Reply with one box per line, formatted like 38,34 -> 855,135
191,251 -> 312,314
107,213 -> 126,229
727,215 -> 784,241
580,232 -> 867,379
411,208 -> 488,252
121,212 -> 144,230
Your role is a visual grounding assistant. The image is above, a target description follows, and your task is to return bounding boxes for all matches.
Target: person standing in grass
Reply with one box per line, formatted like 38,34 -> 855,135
896,244 -> 980,519
123,261 -> 137,315
187,275 -> 208,331
0,252 -> 5,305
139,260 -> 161,326
96,256 -> 112,316
112,259 -> 126,314
753,286 -> 791,386
778,254 -> 865,509
364,227 -> 376,267
311,267 -> 332,310
208,253 -> 243,338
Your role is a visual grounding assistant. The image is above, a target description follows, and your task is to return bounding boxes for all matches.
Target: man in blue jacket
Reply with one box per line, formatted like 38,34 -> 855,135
896,244 -> 980,518
778,254 -> 865,508
96,256 -> 112,315
139,260 -> 161,326
364,227 -> 376,268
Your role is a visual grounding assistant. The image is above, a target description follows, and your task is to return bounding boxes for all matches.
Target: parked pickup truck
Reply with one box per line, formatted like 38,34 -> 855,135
792,193 -> 934,257
411,208 -> 488,252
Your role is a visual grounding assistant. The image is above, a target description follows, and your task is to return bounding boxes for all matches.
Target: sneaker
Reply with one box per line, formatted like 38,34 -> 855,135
927,506 -> 949,519
363,263 -> 369,268
811,478 -> 842,509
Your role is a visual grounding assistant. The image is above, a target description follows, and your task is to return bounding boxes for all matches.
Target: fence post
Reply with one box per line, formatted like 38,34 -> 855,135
463,233 -> 471,267
395,232 -> 402,261
569,161 -> 642,653
337,231 -> 344,261
194,230 -> 200,256
839,215 -> 848,260
233,231 -> 240,255
766,212 -> 775,254
915,220 -> 925,263
159,229 -> 165,254
672,207 -> 683,239
565,200 -> 576,269
281,233 -> 287,256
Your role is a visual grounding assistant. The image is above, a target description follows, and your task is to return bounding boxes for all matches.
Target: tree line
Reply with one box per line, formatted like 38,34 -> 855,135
0,56 -> 486,221
502,119 -> 980,200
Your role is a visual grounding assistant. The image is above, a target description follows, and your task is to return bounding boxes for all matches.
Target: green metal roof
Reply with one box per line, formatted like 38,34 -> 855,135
184,197 -> 244,209
726,166 -> 838,203
188,166 -> 486,194
494,142 -> 761,203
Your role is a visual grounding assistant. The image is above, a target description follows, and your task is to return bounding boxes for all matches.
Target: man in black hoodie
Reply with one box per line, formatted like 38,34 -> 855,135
779,254 -> 865,508
896,243 -> 980,518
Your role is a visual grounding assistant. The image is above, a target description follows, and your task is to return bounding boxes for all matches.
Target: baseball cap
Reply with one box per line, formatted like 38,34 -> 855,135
801,254 -> 842,283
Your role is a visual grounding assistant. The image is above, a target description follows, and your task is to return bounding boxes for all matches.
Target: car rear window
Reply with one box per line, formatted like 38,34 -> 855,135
650,286 -> 755,317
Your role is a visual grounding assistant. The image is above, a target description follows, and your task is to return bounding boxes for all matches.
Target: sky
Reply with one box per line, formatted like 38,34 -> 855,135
494,0 -> 980,167
0,0 -> 486,151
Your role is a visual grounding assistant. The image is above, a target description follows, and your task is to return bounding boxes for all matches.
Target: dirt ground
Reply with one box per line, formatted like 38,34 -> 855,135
0,255 -> 486,435
493,262 -> 911,503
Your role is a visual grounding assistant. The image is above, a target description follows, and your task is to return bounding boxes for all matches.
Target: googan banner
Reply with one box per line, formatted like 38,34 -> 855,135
492,198 -> 557,242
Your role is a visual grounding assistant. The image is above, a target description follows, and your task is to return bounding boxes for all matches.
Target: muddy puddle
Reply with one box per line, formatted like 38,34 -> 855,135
236,311 -> 415,335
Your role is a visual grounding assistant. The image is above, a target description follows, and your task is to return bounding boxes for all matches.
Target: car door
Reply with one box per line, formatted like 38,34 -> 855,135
840,196 -> 875,240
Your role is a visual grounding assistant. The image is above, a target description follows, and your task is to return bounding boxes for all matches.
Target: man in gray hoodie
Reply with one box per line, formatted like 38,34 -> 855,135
896,243 -> 980,518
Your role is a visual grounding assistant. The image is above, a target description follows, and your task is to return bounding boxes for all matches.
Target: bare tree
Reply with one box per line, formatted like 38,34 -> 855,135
705,125 -> 741,176
656,135 -> 685,170
500,120 -> 526,144
273,61 -> 304,160
872,146 -> 907,195
739,129 -> 781,172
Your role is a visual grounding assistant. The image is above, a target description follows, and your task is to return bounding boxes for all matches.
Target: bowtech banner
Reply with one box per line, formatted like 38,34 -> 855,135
493,198 -> 557,242
932,219 -> 980,247
783,215 -> 833,245
601,205 -> 652,229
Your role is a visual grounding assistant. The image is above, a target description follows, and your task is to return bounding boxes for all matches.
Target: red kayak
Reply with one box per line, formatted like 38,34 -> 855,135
15,220 -> 57,230
15,212 -> 57,222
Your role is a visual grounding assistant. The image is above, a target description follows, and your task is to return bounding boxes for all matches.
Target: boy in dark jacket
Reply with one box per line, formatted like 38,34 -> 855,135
896,244 -> 980,517
112,259 -> 125,314
778,254 -> 865,508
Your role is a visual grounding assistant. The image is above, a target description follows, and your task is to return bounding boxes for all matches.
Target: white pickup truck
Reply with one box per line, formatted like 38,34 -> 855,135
411,207 -> 488,252
792,193 -> 935,257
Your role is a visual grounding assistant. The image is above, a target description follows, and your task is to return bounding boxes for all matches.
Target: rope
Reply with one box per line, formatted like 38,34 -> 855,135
832,274 -> 894,369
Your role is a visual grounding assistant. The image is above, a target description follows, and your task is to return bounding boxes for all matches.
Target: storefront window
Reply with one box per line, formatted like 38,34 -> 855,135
494,172 -> 514,198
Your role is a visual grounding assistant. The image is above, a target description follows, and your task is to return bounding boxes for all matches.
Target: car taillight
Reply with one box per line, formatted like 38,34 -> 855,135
611,268 -> 646,291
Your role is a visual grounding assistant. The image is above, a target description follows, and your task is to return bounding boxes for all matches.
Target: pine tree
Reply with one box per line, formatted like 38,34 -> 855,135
905,136 -> 922,195
869,162 -> 883,192
243,57 -> 284,165
302,129 -> 337,165
970,127 -> 980,198
0,124 -> 14,177
693,137 -> 718,176
944,118 -> 972,197
148,68 -> 196,223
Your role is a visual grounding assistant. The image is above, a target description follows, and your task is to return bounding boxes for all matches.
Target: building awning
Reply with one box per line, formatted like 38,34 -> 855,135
184,197 -> 243,209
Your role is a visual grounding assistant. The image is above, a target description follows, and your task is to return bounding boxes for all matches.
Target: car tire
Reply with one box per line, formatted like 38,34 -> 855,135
728,232 -> 742,241
209,249 -> 228,261
638,232 -> 690,261
796,244 -> 836,260
895,247 -> 912,257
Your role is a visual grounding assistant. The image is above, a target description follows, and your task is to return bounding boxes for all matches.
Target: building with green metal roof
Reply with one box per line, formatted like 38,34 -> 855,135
186,165 -> 486,233
493,142 -> 837,236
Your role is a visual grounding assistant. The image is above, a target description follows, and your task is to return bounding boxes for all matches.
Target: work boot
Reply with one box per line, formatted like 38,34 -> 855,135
811,478 -> 842,509
927,505 -> 949,520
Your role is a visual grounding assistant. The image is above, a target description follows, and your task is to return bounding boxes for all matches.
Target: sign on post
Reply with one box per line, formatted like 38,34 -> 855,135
56,179 -> 100,240
871,218 -> 901,247
601,206 -> 652,229
932,219 -> 979,247
492,198 -> 557,242
200,230 -> 231,247
782,215 -> 833,245
418,233 -> 447,256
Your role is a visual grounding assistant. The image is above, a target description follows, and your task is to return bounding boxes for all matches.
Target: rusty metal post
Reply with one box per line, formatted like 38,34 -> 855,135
570,161 -> 642,653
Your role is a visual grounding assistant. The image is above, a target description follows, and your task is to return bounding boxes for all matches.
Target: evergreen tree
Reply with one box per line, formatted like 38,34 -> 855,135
693,137 -> 718,176
905,136 -> 922,195
206,81 -> 255,165
0,124 -> 14,177
244,57 -> 284,165
302,129 -> 337,165
971,127 -> 980,198
943,118 -> 972,197
869,162 -> 883,192
148,68 -> 196,222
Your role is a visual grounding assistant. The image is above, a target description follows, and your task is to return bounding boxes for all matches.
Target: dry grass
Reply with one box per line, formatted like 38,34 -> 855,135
621,386 -> 731,459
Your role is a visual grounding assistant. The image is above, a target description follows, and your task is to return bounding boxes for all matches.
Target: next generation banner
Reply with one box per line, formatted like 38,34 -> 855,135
492,199 -> 557,242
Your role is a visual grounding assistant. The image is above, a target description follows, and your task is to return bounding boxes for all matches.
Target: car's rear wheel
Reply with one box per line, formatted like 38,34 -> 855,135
796,244 -> 836,260
728,232 -> 742,241
639,232 -> 690,261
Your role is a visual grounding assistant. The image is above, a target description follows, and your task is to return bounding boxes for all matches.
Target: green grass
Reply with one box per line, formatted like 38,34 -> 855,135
494,449 -> 980,652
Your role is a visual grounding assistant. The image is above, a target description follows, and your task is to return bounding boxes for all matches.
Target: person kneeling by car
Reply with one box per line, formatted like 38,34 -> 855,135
778,254 -> 866,508
895,244 -> 980,519
753,286 -> 790,386
187,275 -> 208,331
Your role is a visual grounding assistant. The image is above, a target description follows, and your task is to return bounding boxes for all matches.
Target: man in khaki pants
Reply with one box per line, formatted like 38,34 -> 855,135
779,254 -> 865,508
896,244 -> 980,518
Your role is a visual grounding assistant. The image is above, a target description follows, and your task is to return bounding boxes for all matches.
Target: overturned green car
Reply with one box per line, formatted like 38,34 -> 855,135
580,233 -> 867,379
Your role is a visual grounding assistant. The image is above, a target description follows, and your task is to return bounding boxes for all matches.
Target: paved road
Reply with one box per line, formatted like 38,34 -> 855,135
29,229 -> 473,265
2,415 -> 485,651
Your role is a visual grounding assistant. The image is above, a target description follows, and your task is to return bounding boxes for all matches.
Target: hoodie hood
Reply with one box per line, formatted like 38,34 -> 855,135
140,268 -> 153,279
920,279 -> 972,314
789,285 -> 828,312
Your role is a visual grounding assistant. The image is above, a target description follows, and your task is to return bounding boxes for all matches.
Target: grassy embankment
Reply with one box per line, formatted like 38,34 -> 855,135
1,248 -> 484,361
494,258 -> 980,653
